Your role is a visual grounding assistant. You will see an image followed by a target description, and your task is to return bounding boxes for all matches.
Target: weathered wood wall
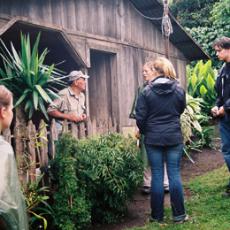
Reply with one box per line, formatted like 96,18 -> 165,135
2,117 -> 86,184
0,0 -> 188,134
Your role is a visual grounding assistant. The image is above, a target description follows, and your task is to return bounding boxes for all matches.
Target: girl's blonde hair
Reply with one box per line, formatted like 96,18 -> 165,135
0,85 -> 12,108
144,57 -> 176,80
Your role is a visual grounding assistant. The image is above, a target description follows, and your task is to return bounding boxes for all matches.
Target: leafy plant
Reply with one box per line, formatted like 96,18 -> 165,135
181,94 -> 214,160
52,134 -> 91,230
51,133 -> 143,228
75,133 -> 143,224
187,60 -> 217,114
0,33 -> 67,120
181,94 -> 203,144
193,125 -> 214,149
23,175 -> 56,230
180,94 -> 204,162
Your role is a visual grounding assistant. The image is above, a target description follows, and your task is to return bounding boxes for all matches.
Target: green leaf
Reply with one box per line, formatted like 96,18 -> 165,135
33,90 -> 39,110
29,211 -> 47,230
14,90 -> 30,107
38,98 -> 49,120
206,74 -> 215,90
191,73 -> 198,89
46,88 -> 60,100
24,100 -> 33,112
31,32 -> 40,70
10,42 -> 22,71
200,85 -> 208,96
193,120 -> 202,132
35,85 -> 52,103
28,104 -> 34,119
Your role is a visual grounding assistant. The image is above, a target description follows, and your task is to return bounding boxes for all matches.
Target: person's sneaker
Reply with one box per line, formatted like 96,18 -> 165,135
149,216 -> 163,223
174,215 -> 189,224
141,186 -> 151,195
164,185 -> 169,193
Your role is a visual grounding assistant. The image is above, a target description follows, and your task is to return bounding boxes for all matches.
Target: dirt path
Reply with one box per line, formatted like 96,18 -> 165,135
90,148 -> 225,230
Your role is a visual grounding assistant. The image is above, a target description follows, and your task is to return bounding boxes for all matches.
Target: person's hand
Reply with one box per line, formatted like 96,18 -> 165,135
80,114 -> 87,121
66,113 -> 87,122
218,106 -> 225,117
135,130 -> 140,139
211,106 -> 219,117
66,113 -> 79,122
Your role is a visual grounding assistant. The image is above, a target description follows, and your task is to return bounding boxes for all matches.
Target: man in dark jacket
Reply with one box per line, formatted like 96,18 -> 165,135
211,36 -> 230,196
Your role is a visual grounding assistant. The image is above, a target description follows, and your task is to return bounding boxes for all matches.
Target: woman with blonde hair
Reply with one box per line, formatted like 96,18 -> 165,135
0,85 -> 28,229
135,57 -> 188,223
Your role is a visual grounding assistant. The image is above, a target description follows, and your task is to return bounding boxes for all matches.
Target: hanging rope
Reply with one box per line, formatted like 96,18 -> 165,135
161,0 -> 173,37
161,0 -> 173,58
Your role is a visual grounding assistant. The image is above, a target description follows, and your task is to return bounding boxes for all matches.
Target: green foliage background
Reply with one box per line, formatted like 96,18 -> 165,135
171,0 -> 230,67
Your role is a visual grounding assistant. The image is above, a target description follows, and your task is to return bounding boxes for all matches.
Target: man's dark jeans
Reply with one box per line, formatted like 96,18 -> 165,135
220,118 -> 230,171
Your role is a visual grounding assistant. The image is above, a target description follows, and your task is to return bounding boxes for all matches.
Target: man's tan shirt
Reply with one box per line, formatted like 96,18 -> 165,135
47,87 -> 86,117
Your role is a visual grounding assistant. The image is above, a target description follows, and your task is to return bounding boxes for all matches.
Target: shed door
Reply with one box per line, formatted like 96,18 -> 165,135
88,50 -> 118,135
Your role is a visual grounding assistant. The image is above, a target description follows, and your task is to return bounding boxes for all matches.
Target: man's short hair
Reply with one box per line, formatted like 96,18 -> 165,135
212,36 -> 230,49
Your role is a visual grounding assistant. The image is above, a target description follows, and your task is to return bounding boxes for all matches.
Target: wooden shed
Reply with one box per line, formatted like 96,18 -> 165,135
0,0 -> 208,137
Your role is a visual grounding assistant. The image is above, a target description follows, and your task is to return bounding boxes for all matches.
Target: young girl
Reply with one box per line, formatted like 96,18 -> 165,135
0,85 -> 28,229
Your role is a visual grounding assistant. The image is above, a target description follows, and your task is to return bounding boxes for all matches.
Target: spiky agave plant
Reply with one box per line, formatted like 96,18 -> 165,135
0,33 -> 67,120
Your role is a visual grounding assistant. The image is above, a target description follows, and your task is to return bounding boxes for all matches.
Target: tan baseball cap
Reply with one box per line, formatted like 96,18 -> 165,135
68,70 -> 89,84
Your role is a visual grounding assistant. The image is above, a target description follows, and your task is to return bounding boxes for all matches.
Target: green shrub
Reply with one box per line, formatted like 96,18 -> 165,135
52,134 -> 91,230
75,133 -> 143,224
52,133 -> 143,228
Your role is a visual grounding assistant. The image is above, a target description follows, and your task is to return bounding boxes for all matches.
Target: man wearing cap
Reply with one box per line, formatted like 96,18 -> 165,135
47,70 -> 89,130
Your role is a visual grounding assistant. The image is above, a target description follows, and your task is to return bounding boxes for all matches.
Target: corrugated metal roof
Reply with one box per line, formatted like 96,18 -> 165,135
129,0 -> 209,61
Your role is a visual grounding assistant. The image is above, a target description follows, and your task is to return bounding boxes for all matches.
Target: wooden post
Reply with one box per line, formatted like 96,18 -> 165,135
78,122 -> 86,138
50,119 -> 58,159
38,120 -> 48,167
62,120 -> 69,133
27,120 -> 37,182
70,122 -> 79,139
14,107 -> 27,185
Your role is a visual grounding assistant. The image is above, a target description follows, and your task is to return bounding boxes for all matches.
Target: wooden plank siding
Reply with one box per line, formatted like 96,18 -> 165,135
0,0 -> 188,134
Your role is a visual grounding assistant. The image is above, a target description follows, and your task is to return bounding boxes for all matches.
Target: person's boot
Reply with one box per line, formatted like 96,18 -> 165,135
222,180 -> 230,197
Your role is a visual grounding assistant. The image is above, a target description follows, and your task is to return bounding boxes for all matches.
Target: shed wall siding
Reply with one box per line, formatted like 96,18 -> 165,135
0,0 -> 188,132
0,0 -> 186,60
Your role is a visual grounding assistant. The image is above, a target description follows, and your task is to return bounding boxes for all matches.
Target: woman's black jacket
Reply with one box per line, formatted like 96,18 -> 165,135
135,76 -> 186,146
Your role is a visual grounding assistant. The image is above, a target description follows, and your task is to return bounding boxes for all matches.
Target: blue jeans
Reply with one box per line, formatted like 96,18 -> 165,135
220,119 -> 230,171
145,144 -> 186,221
